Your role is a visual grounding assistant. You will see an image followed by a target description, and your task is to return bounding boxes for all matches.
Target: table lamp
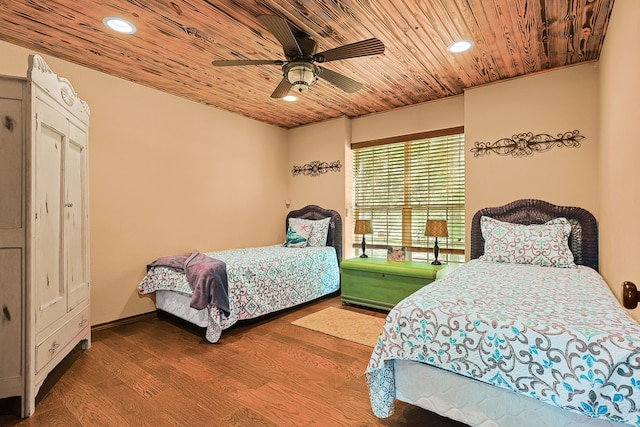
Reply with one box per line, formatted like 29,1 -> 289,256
425,219 -> 448,265
354,219 -> 373,258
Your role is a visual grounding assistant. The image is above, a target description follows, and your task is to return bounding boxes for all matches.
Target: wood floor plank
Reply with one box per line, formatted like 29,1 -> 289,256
82,341 -> 166,398
222,406 -> 280,427
75,377 -> 179,427
235,380 -> 357,426
1,296 -> 467,426
138,356 -> 240,420
148,388 -> 218,426
60,350 -> 117,388
4,405 -> 83,427
53,375 -> 133,426
231,331 -> 357,382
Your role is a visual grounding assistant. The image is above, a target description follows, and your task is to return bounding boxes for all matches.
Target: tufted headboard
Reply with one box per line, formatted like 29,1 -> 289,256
470,199 -> 599,271
286,205 -> 343,266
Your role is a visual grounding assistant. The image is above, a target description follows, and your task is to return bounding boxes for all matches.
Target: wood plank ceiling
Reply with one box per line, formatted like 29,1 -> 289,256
0,0 -> 614,129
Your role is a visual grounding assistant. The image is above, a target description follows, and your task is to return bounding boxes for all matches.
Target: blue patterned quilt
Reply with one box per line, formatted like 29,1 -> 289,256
138,245 -> 339,342
366,260 -> 640,425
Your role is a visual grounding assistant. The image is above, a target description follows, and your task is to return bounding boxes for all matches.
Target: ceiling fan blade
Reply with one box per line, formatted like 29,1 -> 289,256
314,38 -> 385,62
257,15 -> 303,58
270,78 -> 293,98
212,59 -> 283,67
317,67 -> 363,93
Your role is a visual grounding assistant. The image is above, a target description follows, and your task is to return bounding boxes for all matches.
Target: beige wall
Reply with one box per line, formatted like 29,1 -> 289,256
0,40 -> 288,325
287,117 -> 351,253
598,0 -> 640,321
351,96 -> 464,143
287,117 -> 350,212
464,64 -> 600,255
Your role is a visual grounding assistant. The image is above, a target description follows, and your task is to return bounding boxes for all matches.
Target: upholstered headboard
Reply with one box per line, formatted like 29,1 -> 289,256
286,205 -> 343,266
470,199 -> 599,271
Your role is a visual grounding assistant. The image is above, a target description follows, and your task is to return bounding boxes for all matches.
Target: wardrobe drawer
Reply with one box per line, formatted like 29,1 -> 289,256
35,306 -> 90,373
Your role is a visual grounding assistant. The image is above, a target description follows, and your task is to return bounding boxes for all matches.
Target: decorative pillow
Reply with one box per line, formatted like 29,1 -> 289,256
309,217 -> 331,247
283,219 -> 312,248
479,216 -> 576,268
287,217 -> 331,247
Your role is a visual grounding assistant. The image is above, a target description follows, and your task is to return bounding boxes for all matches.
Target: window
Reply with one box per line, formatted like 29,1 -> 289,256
352,127 -> 465,263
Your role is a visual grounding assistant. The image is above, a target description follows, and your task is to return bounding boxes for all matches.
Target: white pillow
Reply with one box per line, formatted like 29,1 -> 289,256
479,216 -> 576,268
287,217 -> 331,247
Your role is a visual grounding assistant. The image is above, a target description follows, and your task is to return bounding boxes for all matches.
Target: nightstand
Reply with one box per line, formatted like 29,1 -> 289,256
340,257 -> 458,310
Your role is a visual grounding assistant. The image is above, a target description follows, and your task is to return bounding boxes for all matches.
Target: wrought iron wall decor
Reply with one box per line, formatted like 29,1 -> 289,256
470,130 -> 585,158
292,160 -> 342,177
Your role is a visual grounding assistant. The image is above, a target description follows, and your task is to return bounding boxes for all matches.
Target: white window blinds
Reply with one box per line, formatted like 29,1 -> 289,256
352,127 -> 465,258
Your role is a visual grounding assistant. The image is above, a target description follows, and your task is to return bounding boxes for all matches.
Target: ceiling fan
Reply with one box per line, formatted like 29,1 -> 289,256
211,15 -> 385,98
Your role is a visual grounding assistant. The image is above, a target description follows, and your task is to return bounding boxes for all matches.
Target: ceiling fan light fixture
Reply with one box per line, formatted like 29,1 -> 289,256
283,95 -> 298,102
103,16 -> 137,35
211,16 -> 383,99
285,62 -> 318,93
448,39 -> 474,53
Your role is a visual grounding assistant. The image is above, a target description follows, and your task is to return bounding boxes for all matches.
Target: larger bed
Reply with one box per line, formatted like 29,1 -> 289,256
138,205 -> 342,343
366,199 -> 640,426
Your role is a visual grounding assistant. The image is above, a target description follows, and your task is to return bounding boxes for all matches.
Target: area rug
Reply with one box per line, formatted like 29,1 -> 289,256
291,307 -> 386,347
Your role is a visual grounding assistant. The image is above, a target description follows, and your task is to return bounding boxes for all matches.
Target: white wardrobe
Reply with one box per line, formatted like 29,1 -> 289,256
0,55 -> 90,417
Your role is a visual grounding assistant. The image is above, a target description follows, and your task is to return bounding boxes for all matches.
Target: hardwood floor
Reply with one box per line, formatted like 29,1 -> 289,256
0,296 -> 467,426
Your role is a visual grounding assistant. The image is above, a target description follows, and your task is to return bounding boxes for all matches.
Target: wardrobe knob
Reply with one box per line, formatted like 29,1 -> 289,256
48,341 -> 60,354
65,202 -> 73,208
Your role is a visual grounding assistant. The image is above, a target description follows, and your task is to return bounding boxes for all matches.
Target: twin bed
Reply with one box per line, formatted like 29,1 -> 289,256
138,205 -> 342,343
366,199 -> 640,426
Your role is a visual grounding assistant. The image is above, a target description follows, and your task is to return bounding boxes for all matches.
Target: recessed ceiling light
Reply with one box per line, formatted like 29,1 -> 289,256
448,40 -> 474,53
283,95 -> 298,102
103,17 -> 137,35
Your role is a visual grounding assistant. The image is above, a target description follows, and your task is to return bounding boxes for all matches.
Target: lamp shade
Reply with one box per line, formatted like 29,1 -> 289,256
354,219 -> 373,234
285,61 -> 318,93
425,219 -> 448,237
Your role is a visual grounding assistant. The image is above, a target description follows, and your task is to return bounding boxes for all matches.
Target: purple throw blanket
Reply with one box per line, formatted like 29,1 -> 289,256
147,250 -> 229,314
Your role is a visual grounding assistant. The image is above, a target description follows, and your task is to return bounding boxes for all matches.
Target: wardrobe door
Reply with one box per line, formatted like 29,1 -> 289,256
65,123 -> 89,311
0,250 -> 22,386
0,86 -> 24,395
0,90 -> 24,232
33,101 -> 67,331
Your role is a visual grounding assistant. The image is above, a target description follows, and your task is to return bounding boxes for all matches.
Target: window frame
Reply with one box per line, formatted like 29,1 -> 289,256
351,126 -> 465,262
